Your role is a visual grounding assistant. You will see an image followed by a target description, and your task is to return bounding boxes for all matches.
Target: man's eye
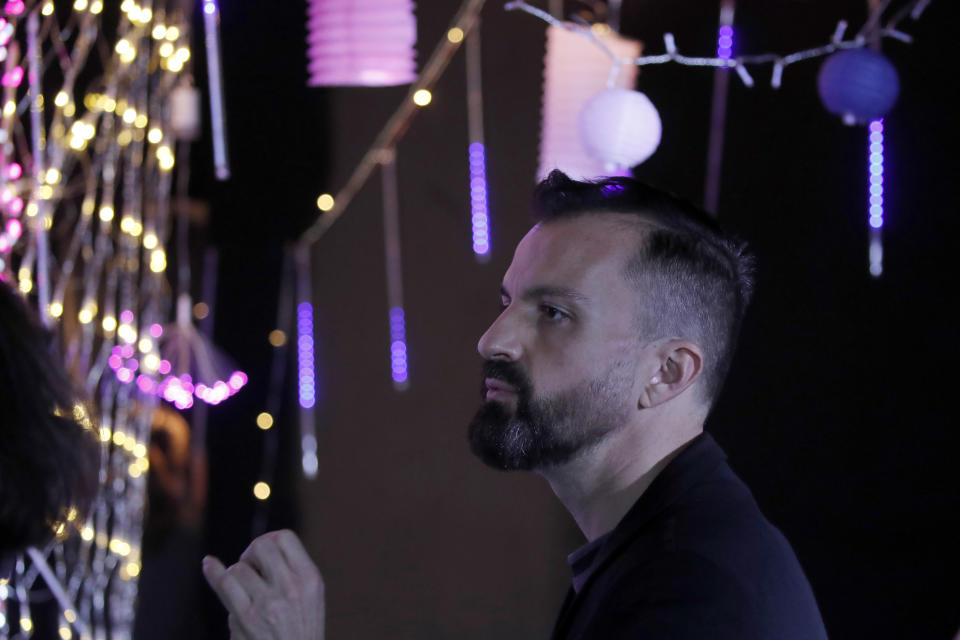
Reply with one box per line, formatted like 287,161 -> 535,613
540,305 -> 568,322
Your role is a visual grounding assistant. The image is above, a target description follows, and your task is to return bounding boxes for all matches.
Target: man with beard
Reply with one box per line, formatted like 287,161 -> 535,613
202,171 -> 827,639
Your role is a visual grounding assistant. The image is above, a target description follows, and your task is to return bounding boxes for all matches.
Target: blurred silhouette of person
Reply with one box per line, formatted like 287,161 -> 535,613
133,406 -> 208,640
0,281 -> 99,578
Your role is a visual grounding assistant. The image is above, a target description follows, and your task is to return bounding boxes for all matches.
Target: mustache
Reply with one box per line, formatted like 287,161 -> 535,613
480,360 -> 532,398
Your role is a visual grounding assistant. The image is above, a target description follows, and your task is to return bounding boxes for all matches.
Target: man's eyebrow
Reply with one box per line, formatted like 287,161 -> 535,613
500,285 -> 590,304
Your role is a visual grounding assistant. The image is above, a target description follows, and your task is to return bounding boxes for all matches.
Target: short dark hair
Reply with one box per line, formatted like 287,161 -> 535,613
532,170 -> 755,406
0,282 -> 99,556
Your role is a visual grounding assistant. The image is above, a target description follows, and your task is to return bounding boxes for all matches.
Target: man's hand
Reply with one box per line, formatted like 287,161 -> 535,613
202,529 -> 325,640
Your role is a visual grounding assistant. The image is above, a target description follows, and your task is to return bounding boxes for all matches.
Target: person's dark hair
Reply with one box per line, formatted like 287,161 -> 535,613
532,170 -> 755,406
0,282 -> 99,556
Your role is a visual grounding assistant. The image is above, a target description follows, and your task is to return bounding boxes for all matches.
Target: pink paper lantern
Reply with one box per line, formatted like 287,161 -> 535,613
539,25 -> 642,181
306,0 -> 417,87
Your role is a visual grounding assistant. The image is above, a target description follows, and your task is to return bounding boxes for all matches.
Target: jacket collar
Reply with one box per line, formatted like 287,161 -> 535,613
551,432 -> 729,637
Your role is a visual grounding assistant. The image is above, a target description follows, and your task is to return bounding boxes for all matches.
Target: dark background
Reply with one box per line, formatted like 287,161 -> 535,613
141,0 -> 960,638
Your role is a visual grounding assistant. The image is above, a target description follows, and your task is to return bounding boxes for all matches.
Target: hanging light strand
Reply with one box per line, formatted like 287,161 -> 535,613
465,24 -> 490,259
299,0 -> 488,247
202,0 -> 230,179
294,245 -> 319,479
251,250 -> 296,537
505,0 -> 931,88
867,119 -> 884,277
380,151 -> 409,390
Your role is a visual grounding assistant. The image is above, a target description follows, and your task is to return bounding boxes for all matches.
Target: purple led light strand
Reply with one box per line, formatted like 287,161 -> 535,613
381,153 -> 409,389
297,302 -> 316,409
704,0 -> 735,215
717,24 -> 734,59
389,306 -> 408,385
465,27 -> 491,259
202,0 -> 230,179
295,245 -> 319,478
468,143 -> 490,257
868,119 -> 884,276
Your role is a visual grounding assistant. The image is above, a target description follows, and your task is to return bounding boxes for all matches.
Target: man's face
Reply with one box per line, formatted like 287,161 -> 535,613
469,215 -> 648,471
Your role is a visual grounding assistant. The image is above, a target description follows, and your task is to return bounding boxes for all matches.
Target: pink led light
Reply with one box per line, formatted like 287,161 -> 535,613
10,198 -> 23,215
1,66 -> 23,87
126,359 -> 139,371
120,344 -> 134,359
228,371 -> 247,389
117,368 -> 133,383
149,323 -> 163,338
137,375 -> 155,392
3,1 -> 24,16
1,188 -> 12,204
120,310 -> 134,324
158,360 -> 171,374
6,163 -> 20,180
5,219 -> 21,240
108,355 -> 123,369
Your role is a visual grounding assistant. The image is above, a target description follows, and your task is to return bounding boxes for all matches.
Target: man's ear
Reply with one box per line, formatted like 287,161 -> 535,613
637,340 -> 704,409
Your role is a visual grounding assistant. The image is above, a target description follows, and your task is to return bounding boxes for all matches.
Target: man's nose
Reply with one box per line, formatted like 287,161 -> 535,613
477,309 -> 523,361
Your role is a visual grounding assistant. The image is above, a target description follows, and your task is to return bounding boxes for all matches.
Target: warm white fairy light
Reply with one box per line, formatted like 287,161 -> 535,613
0,3 -> 195,638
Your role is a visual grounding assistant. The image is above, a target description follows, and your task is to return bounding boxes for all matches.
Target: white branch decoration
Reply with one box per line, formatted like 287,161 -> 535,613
504,0 -> 932,88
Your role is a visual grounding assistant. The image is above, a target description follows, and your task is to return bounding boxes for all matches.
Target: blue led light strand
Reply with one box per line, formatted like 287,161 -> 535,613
294,245 -> 319,478
717,24 -> 734,59
389,307 -> 408,385
704,0 -> 735,214
297,302 -> 317,409
465,27 -> 491,260
868,119 -> 884,277
380,153 -> 410,390
468,143 -> 490,256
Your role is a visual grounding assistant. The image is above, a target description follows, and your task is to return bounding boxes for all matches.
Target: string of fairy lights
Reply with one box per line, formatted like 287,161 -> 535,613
510,0 -> 929,276
507,0 -> 926,88
293,0 -> 929,430
0,1 -> 932,635
0,0 -> 207,637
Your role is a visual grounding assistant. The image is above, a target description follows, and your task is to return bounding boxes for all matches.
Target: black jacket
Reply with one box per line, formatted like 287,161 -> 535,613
551,433 -> 828,640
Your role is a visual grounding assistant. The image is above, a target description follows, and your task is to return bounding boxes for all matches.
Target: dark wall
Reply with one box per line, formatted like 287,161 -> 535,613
194,1 -> 959,639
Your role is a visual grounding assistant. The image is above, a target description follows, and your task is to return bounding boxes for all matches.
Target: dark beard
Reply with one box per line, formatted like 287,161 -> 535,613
467,360 -> 630,471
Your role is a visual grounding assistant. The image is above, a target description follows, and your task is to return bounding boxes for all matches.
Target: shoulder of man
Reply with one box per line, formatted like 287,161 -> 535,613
567,547 -> 760,640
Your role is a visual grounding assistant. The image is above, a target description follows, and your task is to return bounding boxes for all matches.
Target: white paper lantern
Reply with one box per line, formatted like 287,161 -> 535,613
538,25 -> 642,180
306,0 -> 417,87
169,82 -> 201,141
578,88 -> 661,169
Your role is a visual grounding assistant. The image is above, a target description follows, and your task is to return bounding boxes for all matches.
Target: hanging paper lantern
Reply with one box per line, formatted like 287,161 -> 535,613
817,48 -> 899,125
539,24 -> 642,180
578,88 -> 662,169
169,81 -> 201,141
306,0 -> 417,87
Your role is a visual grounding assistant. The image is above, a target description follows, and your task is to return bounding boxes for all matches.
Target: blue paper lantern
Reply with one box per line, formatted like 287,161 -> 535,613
817,48 -> 900,125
